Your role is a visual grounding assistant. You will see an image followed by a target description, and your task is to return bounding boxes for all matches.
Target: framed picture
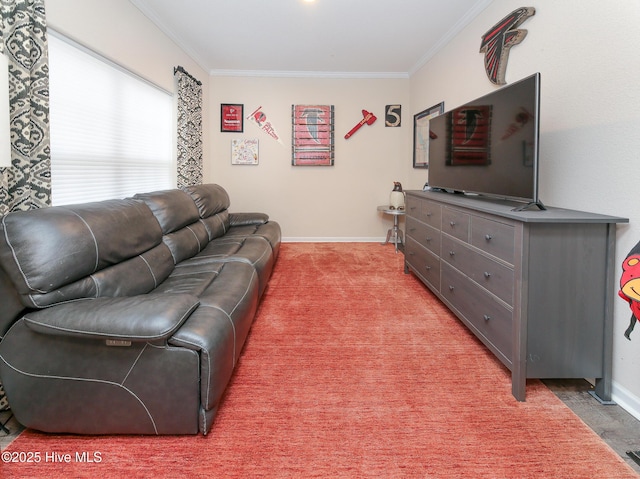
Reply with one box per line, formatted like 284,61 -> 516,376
231,138 -> 259,165
221,104 -> 243,132
413,102 -> 444,168
291,104 -> 335,166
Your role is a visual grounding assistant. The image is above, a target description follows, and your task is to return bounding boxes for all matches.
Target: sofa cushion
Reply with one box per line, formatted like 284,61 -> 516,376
184,184 -> 231,218
162,221 -> 209,264
0,199 -> 163,300
186,236 -> 274,297
200,211 -> 230,241
89,243 -> 175,297
226,222 -> 282,259
154,261 -> 226,297
188,237 -> 244,260
183,184 -> 232,241
21,243 -> 175,309
134,189 -> 200,235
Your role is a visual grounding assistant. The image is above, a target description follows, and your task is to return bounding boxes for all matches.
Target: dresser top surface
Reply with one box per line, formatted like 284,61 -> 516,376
407,190 -> 628,224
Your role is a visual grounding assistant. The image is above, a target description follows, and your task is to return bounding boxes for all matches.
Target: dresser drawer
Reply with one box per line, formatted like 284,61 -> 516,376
406,216 -> 441,255
471,216 -> 515,264
421,199 -> 441,229
441,235 -> 514,306
405,237 -> 440,291
407,196 -> 441,229
441,263 -> 513,361
442,207 -> 470,242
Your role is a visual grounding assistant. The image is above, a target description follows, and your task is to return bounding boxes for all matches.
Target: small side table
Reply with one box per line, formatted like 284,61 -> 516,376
377,205 -> 405,253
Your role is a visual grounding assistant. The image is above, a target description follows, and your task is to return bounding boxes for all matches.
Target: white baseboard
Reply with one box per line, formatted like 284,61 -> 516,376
612,381 -> 640,422
282,237 -> 386,243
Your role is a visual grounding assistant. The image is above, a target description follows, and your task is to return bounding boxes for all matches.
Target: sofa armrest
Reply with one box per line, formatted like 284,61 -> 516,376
229,212 -> 269,226
23,294 -> 199,342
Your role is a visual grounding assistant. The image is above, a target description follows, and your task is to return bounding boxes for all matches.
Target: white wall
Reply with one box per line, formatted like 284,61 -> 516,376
411,0 -> 640,417
209,75 -> 410,240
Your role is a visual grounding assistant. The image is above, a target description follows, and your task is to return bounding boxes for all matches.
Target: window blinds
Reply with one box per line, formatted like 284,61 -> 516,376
48,32 -> 174,206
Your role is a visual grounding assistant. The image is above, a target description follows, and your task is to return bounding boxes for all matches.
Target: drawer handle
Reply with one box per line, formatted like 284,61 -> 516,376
484,272 -> 491,278
450,221 -> 456,227
448,251 -> 455,257
426,212 -> 432,217
485,234 -> 493,241
426,237 -> 432,242
426,265 -> 432,271
409,227 -> 416,232
408,252 -> 415,256
483,314 -> 491,322
448,285 -> 454,291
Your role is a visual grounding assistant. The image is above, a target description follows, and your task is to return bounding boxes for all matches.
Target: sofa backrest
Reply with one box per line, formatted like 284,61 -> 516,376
183,184 -> 231,240
0,199 -> 174,309
134,189 -> 210,264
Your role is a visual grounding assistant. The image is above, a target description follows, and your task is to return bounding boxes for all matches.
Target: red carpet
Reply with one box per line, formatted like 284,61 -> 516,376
2,243 -> 638,478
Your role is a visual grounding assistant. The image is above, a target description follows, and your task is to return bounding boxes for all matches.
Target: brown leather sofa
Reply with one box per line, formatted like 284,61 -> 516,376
0,184 -> 280,435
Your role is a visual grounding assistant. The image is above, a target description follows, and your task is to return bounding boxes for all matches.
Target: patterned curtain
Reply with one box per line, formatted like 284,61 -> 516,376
174,66 -> 202,188
0,0 -> 50,217
0,0 -> 49,415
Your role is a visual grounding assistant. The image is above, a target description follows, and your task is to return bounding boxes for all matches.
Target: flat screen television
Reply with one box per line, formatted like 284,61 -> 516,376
427,73 -> 543,210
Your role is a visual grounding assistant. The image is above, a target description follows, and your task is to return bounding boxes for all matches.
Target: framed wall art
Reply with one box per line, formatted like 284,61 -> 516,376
231,138 -> 259,165
385,104 -> 401,127
413,102 -> 444,168
221,103 -> 243,132
291,104 -> 334,166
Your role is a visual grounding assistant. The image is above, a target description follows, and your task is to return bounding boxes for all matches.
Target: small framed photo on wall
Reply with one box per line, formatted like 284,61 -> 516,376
413,101 -> 444,168
221,104 -> 244,132
231,138 -> 259,165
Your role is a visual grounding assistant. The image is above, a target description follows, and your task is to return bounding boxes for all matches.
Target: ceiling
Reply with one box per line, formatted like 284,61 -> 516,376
130,0 -> 493,77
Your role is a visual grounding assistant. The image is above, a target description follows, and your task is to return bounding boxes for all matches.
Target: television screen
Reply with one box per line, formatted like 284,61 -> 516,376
427,73 -> 541,207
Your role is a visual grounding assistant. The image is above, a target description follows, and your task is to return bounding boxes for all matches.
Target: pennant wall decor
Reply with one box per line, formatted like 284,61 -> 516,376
246,106 -> 283,144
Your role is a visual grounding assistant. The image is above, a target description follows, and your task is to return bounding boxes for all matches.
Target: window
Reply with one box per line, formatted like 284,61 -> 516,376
48,32 -> 174,206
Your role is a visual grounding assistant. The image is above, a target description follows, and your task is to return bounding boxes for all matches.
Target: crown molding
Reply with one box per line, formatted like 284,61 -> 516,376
409,0 -> 494,76
209,69 -> 409,80
130,0 -> 210,73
